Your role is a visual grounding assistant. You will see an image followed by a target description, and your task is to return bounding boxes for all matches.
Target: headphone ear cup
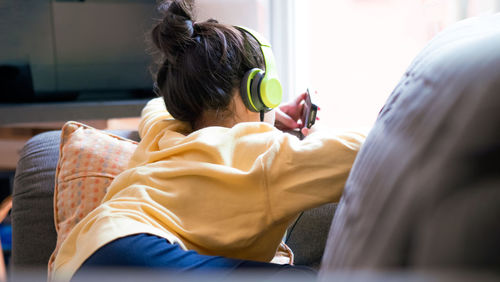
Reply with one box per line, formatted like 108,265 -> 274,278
250,70 -> 265,111
240,69 -> 255,111
240,68 -> 266,112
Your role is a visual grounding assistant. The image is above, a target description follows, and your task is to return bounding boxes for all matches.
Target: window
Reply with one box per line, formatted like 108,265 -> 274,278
275,0 -> 500,128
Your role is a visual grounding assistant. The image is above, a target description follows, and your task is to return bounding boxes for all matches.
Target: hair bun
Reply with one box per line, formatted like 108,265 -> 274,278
152,0 -> 196,64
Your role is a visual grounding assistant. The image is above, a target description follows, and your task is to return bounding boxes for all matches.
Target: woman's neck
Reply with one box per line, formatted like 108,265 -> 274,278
193,94 -> 260,131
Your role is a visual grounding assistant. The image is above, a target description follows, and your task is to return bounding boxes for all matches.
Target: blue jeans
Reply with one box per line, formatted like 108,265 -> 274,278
75,233 -> 315,278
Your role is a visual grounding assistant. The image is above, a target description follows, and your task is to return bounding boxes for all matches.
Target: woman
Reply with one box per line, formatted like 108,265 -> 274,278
51,0 -> 364,280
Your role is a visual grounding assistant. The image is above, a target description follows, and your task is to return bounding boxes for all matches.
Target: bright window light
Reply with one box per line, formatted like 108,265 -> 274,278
283,0 -> 500,129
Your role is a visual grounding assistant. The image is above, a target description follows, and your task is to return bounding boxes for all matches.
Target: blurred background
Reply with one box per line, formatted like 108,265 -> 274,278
2,0 -> 500,128
274,0 -> 500,129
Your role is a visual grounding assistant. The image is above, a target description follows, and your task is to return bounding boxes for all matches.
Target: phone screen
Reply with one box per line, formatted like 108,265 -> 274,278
302,89 -> 318,129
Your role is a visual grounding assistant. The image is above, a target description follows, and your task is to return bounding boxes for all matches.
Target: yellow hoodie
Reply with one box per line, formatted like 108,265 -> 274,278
52,98 -> 364,281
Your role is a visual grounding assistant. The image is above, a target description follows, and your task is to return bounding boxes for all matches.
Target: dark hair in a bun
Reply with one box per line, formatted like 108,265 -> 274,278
152,0 -> 196,65
151,0 -> 264,127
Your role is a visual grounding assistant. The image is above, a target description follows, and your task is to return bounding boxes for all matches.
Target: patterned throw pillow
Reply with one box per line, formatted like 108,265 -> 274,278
48,121 -> 138,271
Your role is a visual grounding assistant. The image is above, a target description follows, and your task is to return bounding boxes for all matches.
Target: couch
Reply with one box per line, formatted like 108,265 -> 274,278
10,13 -> 500,281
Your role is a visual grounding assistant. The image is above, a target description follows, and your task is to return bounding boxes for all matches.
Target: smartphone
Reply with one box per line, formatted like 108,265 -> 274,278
302,89 -> 318,129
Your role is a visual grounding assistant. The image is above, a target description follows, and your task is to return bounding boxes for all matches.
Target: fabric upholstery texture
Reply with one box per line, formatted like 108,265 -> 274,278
12,131 -> 60,268
49,122 -> 138,270
286,203 -> 337,269
321,14 -> 500,274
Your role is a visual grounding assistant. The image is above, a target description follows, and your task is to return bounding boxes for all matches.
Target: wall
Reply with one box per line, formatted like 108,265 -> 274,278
196,0 -> 270,38
298,0 -> 500,129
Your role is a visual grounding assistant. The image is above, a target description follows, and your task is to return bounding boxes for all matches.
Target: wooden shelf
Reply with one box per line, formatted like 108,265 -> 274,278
0,99 -> 149,125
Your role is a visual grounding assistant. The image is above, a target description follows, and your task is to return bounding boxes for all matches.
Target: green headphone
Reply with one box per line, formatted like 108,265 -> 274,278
236,26 -> 283,112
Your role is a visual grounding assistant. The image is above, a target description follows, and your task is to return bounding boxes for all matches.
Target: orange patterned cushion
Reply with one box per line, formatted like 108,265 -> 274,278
48,121 -> 138,271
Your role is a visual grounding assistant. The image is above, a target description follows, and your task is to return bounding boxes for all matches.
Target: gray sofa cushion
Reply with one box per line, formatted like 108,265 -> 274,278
12,131 -> 60,269
321,14 -> 500,273
286,203 -> 337,269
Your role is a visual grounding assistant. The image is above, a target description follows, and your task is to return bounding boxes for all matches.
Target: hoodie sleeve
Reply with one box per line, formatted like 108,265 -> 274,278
138,97 -> 173,140
265,130 -> 365,222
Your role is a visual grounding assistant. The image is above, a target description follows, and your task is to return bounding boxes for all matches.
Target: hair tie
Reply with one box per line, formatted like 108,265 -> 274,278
184,19 -> 194,37
191,22 -> 201,42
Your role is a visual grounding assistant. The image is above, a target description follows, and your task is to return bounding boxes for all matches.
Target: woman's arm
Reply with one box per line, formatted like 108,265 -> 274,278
266,129 -> 365,221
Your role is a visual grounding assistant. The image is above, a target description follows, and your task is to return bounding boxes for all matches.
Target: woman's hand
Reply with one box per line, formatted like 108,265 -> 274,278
274,92 -> 307,131
275,91 -> 319,137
